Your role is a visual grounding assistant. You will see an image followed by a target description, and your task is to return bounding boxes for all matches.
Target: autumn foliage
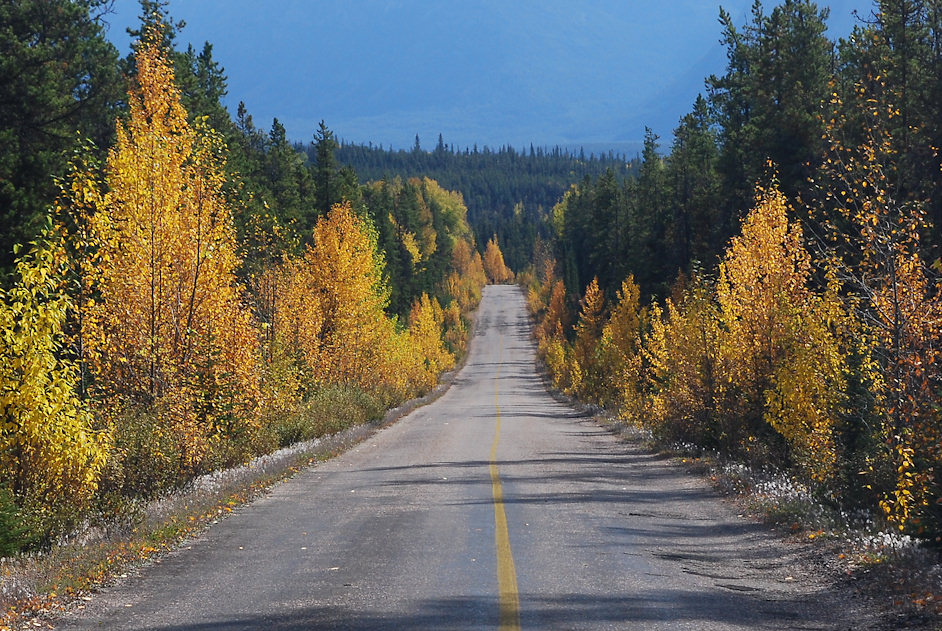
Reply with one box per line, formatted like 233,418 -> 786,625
483,235 -> 514,284
529,174 -> 936,526
0,236 -> 108,518
0,30 -> 481,549
71,34 -> 263,476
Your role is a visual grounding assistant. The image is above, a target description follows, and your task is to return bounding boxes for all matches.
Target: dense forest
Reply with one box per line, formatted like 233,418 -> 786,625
526,0 -> 942,540
333,139 -> 636,271
0,0 -> 512,555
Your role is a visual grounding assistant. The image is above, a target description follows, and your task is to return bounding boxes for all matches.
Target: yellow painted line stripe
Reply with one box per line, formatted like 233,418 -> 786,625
491,336 -> 520,630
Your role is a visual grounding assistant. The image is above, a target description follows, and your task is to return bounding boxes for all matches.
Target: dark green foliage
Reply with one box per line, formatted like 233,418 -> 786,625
835,0 -> 942,253
313,120 -> 342,217
555,131 -> 687,301
666,96 -> 722,268
334,140 -> 636,272
178,42 -> 233,133
707,1 -> 832,220
361,176 -> 468,318
0,0 -> 121,277
0,487 -> 37,555
553,0 -> 941,303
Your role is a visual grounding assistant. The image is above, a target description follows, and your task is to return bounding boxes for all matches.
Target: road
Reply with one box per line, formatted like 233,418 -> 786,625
58,285 -> 863,630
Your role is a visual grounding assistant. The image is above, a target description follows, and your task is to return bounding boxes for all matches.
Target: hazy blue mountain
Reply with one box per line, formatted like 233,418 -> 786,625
104,0 -> 872,153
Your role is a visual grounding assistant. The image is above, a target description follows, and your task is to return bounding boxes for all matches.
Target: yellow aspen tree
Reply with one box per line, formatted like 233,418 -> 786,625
79,30 -> 261,472
818,87 -> 942,529
483,235 -> 514,283
408,293 -> 455,389
541,337 -> 574,393
599,275 -> 645,415
644,275 -> 725,445
717,182 -> 844,481
600,276 -> 642,371
571,277 -> 606,400
536,279 -> 570,342
441,300 -> 468,356
300,201 -> 392,389
535,274 -> 575,393
443,238 -> 485,314
269,256 -> 324,397
0,235 -> 108,512
526,257 -> 557,321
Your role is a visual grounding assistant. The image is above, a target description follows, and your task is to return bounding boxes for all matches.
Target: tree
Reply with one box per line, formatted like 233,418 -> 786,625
0,232 -> 108,529
717,182 -> 845,481
631,129 -> 670,294
313,120 -> 340,217
666,96 -> 722,267
483,235 -> 514,283
645,273 -> 724,445
707,1 -> 833,238
817,88 -> 942,529
598,275 -> 645,412
408,293 -> 455,388
0,0 -> 121,274
293,201 -> 393,389
835,0 -> 942,252
74,29 -> 261,473
570,277 -> 606,399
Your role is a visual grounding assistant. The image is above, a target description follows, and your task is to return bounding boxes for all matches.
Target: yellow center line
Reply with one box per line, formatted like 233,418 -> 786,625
490,335 -> 521,630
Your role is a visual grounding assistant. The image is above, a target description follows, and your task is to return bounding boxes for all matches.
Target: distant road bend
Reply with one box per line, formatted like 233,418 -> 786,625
60,285 -> 863,630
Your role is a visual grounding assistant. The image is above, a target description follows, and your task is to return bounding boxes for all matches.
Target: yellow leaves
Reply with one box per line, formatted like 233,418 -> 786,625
401,231 -> 422,266
820,84 -> 942,531
0,237 -> 109,505
483,235 -> 514,284
59,33 -> 262,474
443,239 -> 486,315
568,278 -> 607,400
712,182 -> 847,481
266,202 -> 459,400
408,293 -> 455,389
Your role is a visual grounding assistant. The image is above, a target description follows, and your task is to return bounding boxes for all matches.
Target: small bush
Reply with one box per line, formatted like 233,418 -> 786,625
271,385 -> 384,448
0,488 -> 39,556
97,408 -> 184,500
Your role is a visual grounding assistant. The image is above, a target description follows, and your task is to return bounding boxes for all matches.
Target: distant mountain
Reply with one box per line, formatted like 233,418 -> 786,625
105,0 -> 873,153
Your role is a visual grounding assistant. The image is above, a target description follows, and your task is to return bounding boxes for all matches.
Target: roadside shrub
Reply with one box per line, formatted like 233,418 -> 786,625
270,385 -> 384,448
0,488 -> 39,556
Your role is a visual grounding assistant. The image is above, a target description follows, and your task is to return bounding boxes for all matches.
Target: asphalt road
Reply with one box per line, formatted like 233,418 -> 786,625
58,285 -> 863,630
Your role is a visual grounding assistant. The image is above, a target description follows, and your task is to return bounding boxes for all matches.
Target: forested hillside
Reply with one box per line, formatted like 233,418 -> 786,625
334,139 -> 635,271
527,0 -> 942,540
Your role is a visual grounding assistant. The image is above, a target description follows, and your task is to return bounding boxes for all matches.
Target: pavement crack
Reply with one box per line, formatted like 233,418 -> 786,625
716,582 -> 762,592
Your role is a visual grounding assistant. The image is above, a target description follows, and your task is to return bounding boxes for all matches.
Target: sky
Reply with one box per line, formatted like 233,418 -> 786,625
102,1 -> 875,154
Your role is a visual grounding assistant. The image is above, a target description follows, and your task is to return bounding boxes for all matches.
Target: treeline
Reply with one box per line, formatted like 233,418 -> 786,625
529,0 -> 942,539
334,137 -> 636,272
0,5 -> 496,553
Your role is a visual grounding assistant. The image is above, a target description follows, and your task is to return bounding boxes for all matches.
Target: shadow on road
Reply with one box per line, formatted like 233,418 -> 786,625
134,588 -> 808,630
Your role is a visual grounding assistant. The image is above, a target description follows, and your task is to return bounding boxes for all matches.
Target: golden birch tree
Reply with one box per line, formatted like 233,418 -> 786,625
0,234 -> 108,517
75,30 -> 261,473
817,86 -> 942,529
717,183 -> 845,481
483,235 -> 514,284
408,293 -> 455,389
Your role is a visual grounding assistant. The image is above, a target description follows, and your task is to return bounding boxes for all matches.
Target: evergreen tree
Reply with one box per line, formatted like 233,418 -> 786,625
0,0 -> 121,276
313,120 -> 340,217
666,95 -> 722,268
